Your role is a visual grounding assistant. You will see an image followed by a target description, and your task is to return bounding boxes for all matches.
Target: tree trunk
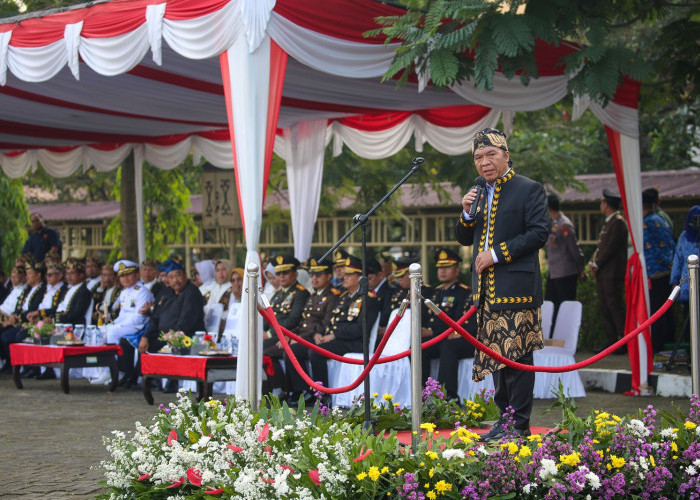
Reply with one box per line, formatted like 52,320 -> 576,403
120,153 -> 139,260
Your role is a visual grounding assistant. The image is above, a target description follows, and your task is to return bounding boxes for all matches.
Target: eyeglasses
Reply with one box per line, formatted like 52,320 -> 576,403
473,151 -> 501,164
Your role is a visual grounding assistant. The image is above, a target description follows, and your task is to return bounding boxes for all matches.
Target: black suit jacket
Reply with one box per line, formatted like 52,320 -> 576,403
55,283 -> 93,325
455,169 -> 550,311
17,282 -> 47,321
145,281 -> 205,341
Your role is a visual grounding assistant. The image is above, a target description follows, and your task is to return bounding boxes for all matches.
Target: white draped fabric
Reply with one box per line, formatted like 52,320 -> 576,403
278,119 -> 328,261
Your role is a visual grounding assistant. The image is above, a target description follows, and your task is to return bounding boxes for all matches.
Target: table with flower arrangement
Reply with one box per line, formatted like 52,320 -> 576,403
10,343 -> 122,393
139,352 -> 275,405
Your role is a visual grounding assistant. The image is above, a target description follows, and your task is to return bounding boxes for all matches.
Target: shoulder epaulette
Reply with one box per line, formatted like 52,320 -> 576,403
340,290 -> 349,297
458,283 -> 470,290
296,283 -> 306,291
330,288 -> 341,296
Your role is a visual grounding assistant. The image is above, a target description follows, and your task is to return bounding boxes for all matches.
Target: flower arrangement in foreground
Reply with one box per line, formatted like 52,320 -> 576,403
100,386 -> 700,499
24,320 -> 55,342
159,329 -> 192,348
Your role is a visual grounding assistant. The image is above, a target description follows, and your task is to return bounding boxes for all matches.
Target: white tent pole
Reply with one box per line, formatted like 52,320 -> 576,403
134,145 -> 146,264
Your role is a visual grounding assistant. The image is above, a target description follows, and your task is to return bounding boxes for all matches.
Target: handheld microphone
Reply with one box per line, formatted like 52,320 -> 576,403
468,176 -> 486,218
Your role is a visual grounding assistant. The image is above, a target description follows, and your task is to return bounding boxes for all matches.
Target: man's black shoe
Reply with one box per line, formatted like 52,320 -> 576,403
162,379 -> 179,393
36,369 -> 57,380
483,426 -> 531,443
20,367 -> 41,379
480,420 -> 505,441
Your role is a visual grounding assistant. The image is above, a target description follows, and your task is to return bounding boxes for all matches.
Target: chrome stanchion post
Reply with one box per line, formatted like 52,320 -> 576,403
409,263 -> 422,453
247,263 -> 260,411
689,255 -> 699,395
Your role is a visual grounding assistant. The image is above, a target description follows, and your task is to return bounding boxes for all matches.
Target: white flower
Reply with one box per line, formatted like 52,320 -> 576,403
523,483 -> 536,494
585,471 -> 601,490
687,465 -> 698,476
539,458 -> 558,481
442,448 -> 466,460
660,427 -> 677,439
477,445 -> 489,455
627,419 -> 651,438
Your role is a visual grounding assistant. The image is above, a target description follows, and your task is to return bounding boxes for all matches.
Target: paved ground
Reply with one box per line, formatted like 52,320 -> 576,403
0,368 -> 693,499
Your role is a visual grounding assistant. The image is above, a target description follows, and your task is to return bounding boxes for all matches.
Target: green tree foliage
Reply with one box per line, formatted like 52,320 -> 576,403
0,175 -> 29,273
104,164 -> 198,262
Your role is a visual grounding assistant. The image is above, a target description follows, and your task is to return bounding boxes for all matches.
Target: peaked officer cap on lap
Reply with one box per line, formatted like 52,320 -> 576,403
344,255 -> 363,274
114,260 -> 139,276
308,256 -> 332,273
274,254 -> 300,273
434,248 -> 462,267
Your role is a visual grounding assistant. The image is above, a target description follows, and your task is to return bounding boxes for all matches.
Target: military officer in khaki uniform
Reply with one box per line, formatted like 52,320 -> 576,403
278,256 -> 341,402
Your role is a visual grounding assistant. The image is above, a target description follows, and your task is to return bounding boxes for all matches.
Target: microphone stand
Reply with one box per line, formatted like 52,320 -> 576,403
320,157 -> 424,431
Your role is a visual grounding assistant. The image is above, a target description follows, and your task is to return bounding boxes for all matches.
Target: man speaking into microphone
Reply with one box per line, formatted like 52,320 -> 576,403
455,127 -> 550,441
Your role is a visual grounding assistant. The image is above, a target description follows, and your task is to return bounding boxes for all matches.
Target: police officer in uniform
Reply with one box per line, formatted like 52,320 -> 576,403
421,248 -> 475,402
287,255 -> 380,404
330,249 -> 349,290
263,255 -> 310,388
588,189 -> 629,353
105,260 -> 153,344
278,256 -> 341,402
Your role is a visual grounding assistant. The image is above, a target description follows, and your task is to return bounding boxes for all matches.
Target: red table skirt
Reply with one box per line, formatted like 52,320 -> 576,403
10,344 -> 123,365
141,353 -> 274,380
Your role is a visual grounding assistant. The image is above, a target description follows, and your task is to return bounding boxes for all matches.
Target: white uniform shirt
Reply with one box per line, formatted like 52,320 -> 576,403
0,283 -> 27,315
113,281 -> 153,329
205,281 -> 231,306
37,282 -> 64,310
21,283 -> 44,312
56,282 -> 82,313
86,276 -> 101,292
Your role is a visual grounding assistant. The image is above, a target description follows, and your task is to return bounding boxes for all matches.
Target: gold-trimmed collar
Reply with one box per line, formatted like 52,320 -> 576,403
495,168 -> 515,185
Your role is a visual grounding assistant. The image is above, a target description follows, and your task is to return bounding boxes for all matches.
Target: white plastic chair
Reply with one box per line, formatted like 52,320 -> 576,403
456,358 -> 495,401
533,300 -> 586,398
541,300 -> 554,339
327,316 -> 381,408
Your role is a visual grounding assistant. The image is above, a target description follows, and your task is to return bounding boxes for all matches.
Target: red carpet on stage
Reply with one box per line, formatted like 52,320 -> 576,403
395,426 -> 554,445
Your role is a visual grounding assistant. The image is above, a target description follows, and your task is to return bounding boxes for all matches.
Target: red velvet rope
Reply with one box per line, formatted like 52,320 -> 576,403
258,306 -> 477,365
436,297 -> 676,373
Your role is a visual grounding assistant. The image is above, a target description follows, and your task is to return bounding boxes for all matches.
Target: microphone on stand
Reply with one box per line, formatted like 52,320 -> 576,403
468,176 -> 487,219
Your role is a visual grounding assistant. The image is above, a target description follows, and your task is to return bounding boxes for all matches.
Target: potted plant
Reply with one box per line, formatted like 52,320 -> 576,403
159,330 -> 192,355
25,320 -> 55,345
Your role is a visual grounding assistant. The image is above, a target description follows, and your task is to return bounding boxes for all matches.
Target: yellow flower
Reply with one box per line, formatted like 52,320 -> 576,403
429,468 -> 434,478
372,392 -> 379,398
396,468 -> 404,476
426,451 -> 439,460
610,455 -> 626,469
435,480 -> 452,494
425,483 -> 430,489
650,456 -> 656,467
383,393 -> 393,401
420,461 -> 424,466
507,442 -> 519,455
394,402 -> 401,407
612,415 -> 622,422
368,466 -> 380,481
204,399 -> 220,409
356,472 -> 367,480
559,452 -> 581,467
420,423 -> 436,433
182,336 -> 192,347
527,434 -> 542,442
381,466 -> 389,474
519,446 -> 532,458
685,421 -> 698,430
426,491 -> 437,500
672,442 -> 678,452
597,450 -> 604,458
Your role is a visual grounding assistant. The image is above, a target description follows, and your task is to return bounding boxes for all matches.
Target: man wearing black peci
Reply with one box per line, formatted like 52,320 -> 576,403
456,128 -> 549,441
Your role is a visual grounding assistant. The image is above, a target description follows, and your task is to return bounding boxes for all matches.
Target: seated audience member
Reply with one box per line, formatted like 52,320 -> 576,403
203,260 -> 232,307
367,257 -> 394,339
190,268 -> 203,288
141,259 -> 166,301
196,260 -> 216,296
84,256 -> 103,292
262,262 -> 279,300
93,264 -> 122,325
118,262 -> 205,390
0,266 -> 27,325
54,259 -> 92,326
26,262 -> 65,323
330,249 -> 349,290
277,256 -> 341,402
285,255 -> 379,405
421,248 -> 476,402
105,260 -> 153,344
221,268 -> 244,337
0,261 -> 47,369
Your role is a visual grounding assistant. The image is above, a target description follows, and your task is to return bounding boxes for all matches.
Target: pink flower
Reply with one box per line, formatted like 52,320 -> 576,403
353,445 -> 373,462
136,473 -> 150,481
257,422 -> 269,442
264,445 -> 272,455
259,469 -> 275,484
204,486 -> 224,495
309,469 -> 321,485
281,465 -> 294,474
37,320 -> 44,329
166,477 -> 185,488
167,429 -> 178,446
227,442 -> 244,453
186,468 -> 202,486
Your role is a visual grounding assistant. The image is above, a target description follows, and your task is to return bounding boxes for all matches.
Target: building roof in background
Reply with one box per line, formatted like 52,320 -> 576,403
28,168 -> 700,222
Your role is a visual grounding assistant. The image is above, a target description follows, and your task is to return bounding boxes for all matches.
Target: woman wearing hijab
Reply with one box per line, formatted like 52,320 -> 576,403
196,260 -> 216,296
263,262 -> 279,300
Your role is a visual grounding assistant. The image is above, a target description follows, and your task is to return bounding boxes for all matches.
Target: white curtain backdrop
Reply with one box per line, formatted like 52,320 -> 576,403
278,119 -> 328,261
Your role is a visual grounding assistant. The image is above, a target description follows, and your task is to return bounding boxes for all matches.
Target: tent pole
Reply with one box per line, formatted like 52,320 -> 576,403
134,147 -> 146,264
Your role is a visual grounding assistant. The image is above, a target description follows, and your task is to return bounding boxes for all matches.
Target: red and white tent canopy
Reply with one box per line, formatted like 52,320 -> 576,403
0,0 -> 651,396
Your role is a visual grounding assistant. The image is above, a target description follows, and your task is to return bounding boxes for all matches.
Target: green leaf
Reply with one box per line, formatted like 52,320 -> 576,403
428,49 -> 460,86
